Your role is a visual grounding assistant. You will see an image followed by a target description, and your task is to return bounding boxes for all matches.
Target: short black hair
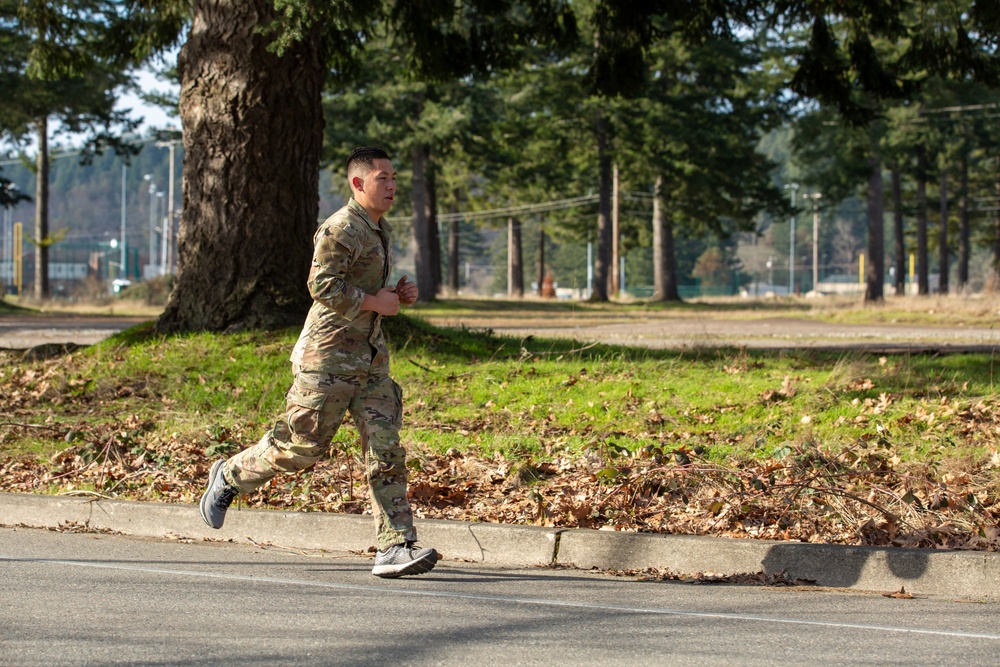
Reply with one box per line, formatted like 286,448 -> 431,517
347,146 -> 390,180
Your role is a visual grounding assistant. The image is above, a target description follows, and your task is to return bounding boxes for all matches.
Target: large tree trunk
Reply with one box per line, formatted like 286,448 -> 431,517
158,0 -> 319,332
410,143 -> 436,302
33,115 -> 49,301
592,111 -> 612,301
864,155 -> 884,304
938,166 -> 949,294
651,174 -> 680,301
891,167 -> 905,296
508,216 -> 523,297
916,145 -> 929,295
958,152 -> 970,292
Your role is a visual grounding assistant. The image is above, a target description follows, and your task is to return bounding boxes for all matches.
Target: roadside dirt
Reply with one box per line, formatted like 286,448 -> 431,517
3,310 -> 1000,353
425,313 -> 1000,353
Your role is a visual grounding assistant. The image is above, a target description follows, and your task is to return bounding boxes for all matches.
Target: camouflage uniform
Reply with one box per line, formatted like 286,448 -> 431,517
221,197 -> 416,549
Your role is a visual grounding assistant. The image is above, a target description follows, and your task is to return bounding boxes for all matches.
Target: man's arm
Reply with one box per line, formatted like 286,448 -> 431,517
307,223 -> 367,320
361,288 -> 401,316
360,275 -> 417,315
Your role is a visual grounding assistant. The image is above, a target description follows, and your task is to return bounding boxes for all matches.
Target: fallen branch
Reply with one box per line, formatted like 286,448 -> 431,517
408,359 -> 437,373
0,421 -> 66,433
57,490 -> 114,500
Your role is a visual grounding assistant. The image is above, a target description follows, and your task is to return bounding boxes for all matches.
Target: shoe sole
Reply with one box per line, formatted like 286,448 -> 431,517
199,460 -> 226,529
371,550 -> 438,578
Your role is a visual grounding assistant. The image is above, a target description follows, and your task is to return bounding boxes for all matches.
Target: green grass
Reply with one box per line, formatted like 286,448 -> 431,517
391,329 -> 1000,467
2,311 -> 998,476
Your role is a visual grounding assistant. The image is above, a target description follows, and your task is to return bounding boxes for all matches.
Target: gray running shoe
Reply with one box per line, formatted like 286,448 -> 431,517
371,542 -> 438,578
199,460 -> 239,529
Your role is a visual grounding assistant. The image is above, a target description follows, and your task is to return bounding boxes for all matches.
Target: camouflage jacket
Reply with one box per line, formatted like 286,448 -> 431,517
290,198 -> 393,376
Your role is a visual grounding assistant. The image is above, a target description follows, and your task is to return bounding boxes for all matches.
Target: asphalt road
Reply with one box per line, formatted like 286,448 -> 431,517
2,527 -> 998,666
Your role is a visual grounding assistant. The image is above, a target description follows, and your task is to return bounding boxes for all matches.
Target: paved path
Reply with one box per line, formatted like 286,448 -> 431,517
4,312 -> 1000,352
2,526 -> 998,666
0,315 -> 148,349
428,313 -> 1000,353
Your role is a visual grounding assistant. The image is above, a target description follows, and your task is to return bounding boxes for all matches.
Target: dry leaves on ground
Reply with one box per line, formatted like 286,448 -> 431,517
1,414 -> 999,551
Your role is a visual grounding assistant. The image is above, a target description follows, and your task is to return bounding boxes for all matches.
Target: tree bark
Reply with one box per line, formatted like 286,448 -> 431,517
158,0 -> 320,332
916,145 -> 929,295
864,155 -> 884,304
651,174 -> 680,301
537,225 -> 545,296
447,194 -> 460,294
611,163 -> 619,296
446,216 -> 459,294
508,216 -> 523,297
410,143 -> 435,302
891,168 -> 905,296
957,152 -> 970,292
33,115 -> 49,301
427,164 -> 441,292
938,166 -> 949,294
592,111 -> 612,301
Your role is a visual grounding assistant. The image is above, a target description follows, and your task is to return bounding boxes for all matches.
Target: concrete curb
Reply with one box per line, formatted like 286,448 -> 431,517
2,492 -> 997,600
0,492 -> 559,567
556,530 -> 1000,599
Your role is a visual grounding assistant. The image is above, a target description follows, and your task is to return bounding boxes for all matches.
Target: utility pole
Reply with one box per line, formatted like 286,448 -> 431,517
156,139 -> 181,274
120,165 -> 127,280
156,191 -> 164,275
144,174 -> 156,278
802,192 -> 822,292
784,183 -> 799,294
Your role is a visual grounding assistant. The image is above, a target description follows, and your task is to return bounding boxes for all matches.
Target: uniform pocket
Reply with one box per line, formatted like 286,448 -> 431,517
286,384 -> 327,411
283,384 -> 329,443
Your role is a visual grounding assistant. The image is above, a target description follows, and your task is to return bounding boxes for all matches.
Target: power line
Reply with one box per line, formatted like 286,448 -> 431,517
435,191 -> 652,223
0,136 -> 161,167
920,103 -> 1000,115
436,194 -> 599,223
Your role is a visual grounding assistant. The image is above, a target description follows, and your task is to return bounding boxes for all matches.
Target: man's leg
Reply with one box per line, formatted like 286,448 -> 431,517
355,374 -> 436,577
200,371 -> 356,528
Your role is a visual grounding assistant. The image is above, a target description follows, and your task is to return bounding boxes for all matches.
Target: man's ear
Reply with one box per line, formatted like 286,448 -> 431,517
351,176 -> 362,191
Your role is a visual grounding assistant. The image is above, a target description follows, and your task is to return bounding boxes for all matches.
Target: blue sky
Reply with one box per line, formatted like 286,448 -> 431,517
121,68 -> 180,135
0,66 -> 178,161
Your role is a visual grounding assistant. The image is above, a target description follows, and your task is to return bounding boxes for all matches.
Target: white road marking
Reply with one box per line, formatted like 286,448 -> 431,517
4,555 -> 999,641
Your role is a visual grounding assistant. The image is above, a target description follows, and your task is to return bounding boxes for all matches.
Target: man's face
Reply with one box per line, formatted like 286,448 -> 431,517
354,158 -> 396,217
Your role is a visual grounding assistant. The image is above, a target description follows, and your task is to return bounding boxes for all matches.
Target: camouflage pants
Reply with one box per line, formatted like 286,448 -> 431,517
223,368 -> 416,550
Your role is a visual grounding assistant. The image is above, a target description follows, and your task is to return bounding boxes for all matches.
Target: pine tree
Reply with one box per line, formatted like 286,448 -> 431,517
1,0 -> 139,300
